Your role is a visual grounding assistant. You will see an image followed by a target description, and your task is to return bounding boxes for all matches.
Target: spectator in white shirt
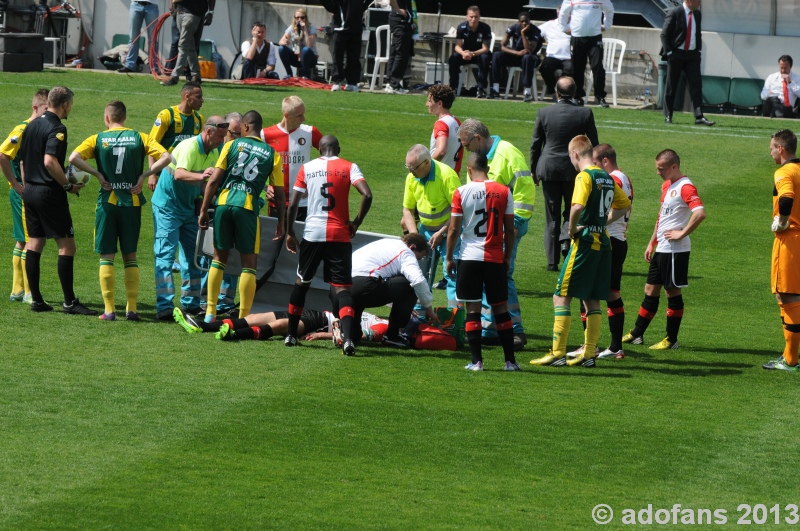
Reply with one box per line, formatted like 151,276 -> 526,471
241,22 -> 279,80
538,11 -> 573,99
762,54 -> 800,119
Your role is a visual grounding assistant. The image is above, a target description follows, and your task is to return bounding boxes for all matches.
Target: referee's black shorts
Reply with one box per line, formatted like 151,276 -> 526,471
23,184 -> 74,239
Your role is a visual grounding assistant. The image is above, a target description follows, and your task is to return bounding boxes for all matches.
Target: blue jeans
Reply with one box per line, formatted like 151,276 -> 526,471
152,203 -> 203,315
482,216 -> 528,337
124,1 -> 159,71
278,45 -> 318,78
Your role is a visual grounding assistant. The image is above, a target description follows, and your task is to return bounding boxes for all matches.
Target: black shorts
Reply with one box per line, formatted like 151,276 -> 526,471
297,240 -> 352,287
647,251 -> 690,289
23,184 -> 73,239
456,260 -> 508,305
272,309 -> 328,332
610,237 -> 628,292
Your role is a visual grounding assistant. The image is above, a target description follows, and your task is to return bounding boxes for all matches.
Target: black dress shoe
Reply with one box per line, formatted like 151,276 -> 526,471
160,76 -> 179,86
695,116 -> 716,126
574,97 -> 585,106
117,66 -> 135,74
665,115 -> 673,124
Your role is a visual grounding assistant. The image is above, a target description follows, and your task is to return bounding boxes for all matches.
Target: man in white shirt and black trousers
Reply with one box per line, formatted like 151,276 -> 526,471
762,55 -> 800,119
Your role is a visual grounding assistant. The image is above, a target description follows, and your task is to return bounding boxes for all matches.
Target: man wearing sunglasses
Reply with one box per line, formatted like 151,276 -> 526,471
151,116 -> 228,320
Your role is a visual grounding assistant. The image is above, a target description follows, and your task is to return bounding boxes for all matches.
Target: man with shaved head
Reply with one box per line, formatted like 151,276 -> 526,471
284,135 -> 372,356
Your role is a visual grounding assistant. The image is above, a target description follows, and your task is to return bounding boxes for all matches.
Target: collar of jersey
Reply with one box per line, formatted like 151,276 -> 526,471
415,161 -> 436,184
486,135 -> 501,160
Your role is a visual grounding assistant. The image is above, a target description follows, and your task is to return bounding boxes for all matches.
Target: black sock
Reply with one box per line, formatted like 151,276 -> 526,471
25,250 -> 43,302
337,290 -> 354,342
495,311 -> 515,364
466,312 -> 482,364
287,284 -> 309,338
607,297 -> 625,351
258,324 -> 274,340
58,254 -> 76,304
231,318 -> 249,329
632,295 -> 659,337
666,295 -> 684,342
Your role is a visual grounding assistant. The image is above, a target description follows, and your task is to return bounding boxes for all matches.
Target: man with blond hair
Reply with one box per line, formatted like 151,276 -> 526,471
531,135 -> 630,368
0,88 -> 49,304
262,95 -> 322,221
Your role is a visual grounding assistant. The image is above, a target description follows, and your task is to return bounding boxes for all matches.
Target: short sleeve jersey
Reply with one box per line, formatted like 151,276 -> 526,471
430,115 -> 463,174
402,160 -> 461,230
262,123 -> 322,208
0,120 -> 29,184
606,169 -> 634,240
486,136 -> 535,220
149,106 -> 204,153
215,136 -> 283,212
295,156 -> 365,242
18,111 -> 67,186
151,134 -> 220,216
655,176 -> 704,253
73,128 -> 166,207
505,23 -> 543,54
451,180 -> 514,263
456,21 -> 493,52
773,159 -> 800,232
572,166 -> 631,251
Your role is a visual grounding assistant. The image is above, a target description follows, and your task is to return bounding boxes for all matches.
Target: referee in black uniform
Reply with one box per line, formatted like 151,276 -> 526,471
18,86 -> 97,315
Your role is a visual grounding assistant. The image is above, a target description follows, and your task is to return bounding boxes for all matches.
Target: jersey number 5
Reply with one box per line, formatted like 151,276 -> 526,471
321,182 -> 335,212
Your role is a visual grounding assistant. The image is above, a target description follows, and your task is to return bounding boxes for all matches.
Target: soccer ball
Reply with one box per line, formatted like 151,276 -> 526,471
66,164 -> 90,185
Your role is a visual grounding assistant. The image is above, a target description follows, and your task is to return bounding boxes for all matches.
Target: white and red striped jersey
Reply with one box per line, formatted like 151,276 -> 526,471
430,114 -> 463,174
294,156 -> 364,242
351,238 -> 434,308
262,123 -> 322,207
324,310 -> 388,337
606,169 -> 634,241
655,176 -> 704,253
451,180 -> 513,263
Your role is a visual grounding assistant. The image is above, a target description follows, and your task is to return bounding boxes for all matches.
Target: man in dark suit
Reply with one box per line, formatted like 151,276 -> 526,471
660,0 -> 715,126
530,76 -> 599,271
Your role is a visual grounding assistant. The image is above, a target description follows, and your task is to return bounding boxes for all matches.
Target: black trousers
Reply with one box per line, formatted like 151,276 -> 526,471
664,49 -> 703,118
541,179 -> 575,268
762,96 -> 796,119
570,35 -> 605,100
539,56 -> 573,94
386,22 -> 413,87
330,30 -> 363,85
490,52 -> 539,89
344,275 -> 417,340
448,52 -> 490,91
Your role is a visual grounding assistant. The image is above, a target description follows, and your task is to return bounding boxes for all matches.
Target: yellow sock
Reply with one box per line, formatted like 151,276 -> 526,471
11,248 -> 23,294
552,305 -> 571,356
99,259 -> 115,315
124,260 -> 139,313
238,268 -> 257,318
781,301 -> 800,366
584,310 -> 602,357
206,260 -> 225,321
21,250 -> 29,295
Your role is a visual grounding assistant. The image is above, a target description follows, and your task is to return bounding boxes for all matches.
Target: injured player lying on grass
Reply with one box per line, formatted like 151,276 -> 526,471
173,307 -> 388,343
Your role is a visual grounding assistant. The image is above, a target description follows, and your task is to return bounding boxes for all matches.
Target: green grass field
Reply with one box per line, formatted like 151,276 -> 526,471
0,70 -> 798,529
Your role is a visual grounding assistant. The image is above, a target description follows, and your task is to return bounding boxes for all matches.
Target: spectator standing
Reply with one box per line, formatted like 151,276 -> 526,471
558,0 -> 613,107
321,0 -> 371,92
119,0 -> 159,74
384,0 -> 415,94
161,0 -> 216,86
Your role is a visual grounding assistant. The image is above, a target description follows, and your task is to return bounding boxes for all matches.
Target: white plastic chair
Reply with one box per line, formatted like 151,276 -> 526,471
504,63 -> 539,101
457,32 -> 495,95
585,38 -> 626,106
369,24 -> 391,91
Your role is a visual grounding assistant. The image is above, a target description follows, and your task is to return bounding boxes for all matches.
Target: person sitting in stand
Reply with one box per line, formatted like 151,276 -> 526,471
278,8 -> 319,79
241,21 -> 280,80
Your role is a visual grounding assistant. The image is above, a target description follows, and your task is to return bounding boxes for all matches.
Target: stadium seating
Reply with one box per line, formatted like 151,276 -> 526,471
369,24 -> 390,91
701,75 -> 731,114
729,77 -> 764,115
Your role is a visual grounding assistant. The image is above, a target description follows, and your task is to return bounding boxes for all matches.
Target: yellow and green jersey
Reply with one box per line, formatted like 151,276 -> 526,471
0,120 -> 29,184
73,128 -> 166,207
149,106 -> 204,153
215,136 -> 283,212
572,166 -> 631,250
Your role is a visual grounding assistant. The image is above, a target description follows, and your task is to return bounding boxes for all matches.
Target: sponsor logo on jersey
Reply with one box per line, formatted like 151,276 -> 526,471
10,135 -> 19,144
154,118 -> 162,127
670,189 -> 678,197
297,137 -> 307,146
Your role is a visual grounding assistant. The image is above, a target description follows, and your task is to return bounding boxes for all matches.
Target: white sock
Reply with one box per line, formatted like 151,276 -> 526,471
524,88 -> 531,96
492,83 -> 499,92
